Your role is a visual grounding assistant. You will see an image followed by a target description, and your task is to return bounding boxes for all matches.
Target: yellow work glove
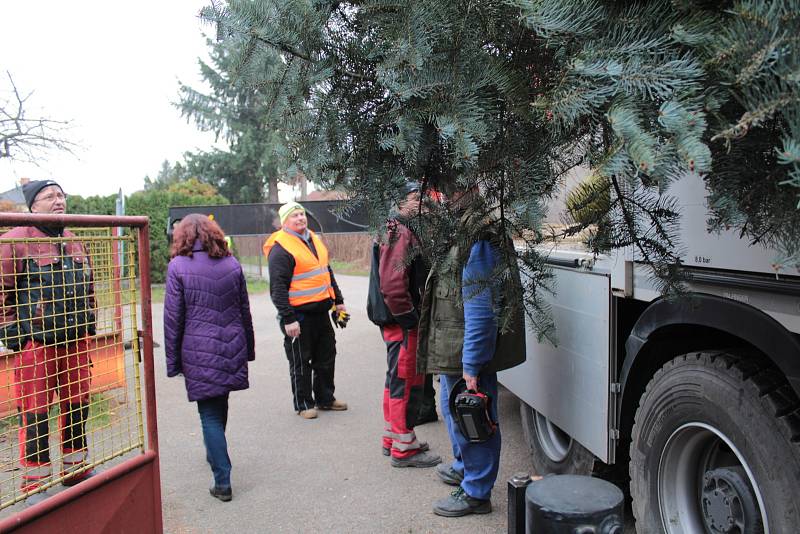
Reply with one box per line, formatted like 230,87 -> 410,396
330,306 -> 351,328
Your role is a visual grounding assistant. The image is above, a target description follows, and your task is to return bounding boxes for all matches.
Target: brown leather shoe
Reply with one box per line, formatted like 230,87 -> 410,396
317,399 -> 348,411
299,408 -> 318,419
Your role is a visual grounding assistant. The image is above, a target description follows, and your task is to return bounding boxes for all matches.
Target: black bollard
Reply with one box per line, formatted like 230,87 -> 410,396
525,475 -> 624,534
508,472 -> 535,534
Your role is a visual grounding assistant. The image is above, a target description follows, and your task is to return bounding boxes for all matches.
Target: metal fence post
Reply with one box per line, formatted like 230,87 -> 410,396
508,473 -> 534,534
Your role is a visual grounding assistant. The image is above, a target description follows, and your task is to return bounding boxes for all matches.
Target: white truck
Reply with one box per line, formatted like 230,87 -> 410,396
500,173 -> 800,533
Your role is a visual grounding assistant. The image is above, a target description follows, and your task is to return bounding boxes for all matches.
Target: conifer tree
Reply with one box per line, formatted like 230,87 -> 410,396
200,0 -> 799,337
177,38 -> 288,202
515,0 -> 800,280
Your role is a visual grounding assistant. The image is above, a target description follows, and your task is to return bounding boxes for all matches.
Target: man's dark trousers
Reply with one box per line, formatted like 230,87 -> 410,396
282,311 -> 337,411
418,374 -> 437,420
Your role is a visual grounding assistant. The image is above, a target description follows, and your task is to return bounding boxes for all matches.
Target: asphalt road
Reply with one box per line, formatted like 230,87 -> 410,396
152,273 -> 535,534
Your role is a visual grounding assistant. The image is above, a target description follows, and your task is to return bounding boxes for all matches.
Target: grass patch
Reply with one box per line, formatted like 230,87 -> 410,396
245,277 -> 269,294
238,255 -> 262,267
330,259 -> 368,277
88,393 -> 112,430
51,394 -> 111,431
149,275 -> 268,303
0,414 -> 16,434
151,285 -> 166,303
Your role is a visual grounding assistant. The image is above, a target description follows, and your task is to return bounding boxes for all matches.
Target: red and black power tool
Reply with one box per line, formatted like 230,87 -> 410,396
448,378 -> 497,443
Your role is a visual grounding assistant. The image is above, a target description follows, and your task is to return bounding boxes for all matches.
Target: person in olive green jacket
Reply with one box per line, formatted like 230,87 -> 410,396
417,195 -> 526,517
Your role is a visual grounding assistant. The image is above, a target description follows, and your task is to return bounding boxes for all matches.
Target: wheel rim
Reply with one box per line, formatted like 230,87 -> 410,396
532,410 -> 571,462
657,422 -> 768,534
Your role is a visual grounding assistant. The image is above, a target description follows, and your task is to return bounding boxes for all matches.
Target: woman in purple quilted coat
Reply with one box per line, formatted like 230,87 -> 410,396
163,214 -> 255,503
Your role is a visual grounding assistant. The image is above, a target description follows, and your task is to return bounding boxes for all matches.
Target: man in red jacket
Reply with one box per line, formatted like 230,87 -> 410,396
0,180 -> 96,505
369,183 -> 441,468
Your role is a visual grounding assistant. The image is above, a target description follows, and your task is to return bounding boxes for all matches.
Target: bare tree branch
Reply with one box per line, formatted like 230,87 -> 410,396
0,71 -> 79,164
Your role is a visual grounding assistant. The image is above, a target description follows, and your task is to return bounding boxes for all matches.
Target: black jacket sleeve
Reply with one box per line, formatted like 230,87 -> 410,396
329,268 -> 344,305
267,243 -> 297,324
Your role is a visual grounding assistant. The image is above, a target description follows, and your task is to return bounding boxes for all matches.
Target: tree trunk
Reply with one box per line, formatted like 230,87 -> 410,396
299,173 -> 308,200
268,175 -> 279,202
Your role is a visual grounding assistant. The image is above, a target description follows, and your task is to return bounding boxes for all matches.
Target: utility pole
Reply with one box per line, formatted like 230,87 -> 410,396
116,188 -> 125,275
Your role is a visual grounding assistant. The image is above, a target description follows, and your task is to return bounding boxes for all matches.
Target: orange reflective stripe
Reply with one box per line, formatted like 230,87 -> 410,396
264,230 -> 336,306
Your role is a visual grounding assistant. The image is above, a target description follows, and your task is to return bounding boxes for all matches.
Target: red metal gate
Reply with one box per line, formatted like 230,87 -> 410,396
0,213 -> 161,533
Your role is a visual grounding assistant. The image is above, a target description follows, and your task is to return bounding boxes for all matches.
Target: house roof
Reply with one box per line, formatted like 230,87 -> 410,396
0,186 -> 25,205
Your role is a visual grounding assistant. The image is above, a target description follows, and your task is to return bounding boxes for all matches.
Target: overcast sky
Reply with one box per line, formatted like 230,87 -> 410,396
0,1 -> 222,198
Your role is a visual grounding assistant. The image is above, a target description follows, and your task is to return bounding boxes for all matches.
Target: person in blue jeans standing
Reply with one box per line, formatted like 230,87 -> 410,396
417,194 -> 526,517
164,214 -> 256,502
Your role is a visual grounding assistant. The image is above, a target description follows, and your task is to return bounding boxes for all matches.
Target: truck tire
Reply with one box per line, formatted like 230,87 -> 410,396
519,400 -> 597,475
630,351 -> 800,534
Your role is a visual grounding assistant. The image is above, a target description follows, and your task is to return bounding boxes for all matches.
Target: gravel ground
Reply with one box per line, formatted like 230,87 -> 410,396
155,273 -> 535,533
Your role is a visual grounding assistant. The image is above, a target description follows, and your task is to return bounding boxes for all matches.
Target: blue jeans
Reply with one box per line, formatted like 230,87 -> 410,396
196,394 -> 232,489
440,373 -> 501,500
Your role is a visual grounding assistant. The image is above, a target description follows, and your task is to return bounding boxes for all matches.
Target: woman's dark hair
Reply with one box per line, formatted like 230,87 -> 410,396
170,213 -> 230,259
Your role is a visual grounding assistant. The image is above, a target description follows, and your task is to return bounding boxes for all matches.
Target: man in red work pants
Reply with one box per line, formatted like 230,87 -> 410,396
15,339 -> 92,490
0,180 -> 96,506
368,182 -> 441,468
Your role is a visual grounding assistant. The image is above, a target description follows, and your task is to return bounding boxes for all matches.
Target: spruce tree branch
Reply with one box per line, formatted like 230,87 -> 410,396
711,93 -> 796,142
628,195 -> 676,247
609,175 -> 653,266
248,32 -> 374,82
744,222 -> 777,245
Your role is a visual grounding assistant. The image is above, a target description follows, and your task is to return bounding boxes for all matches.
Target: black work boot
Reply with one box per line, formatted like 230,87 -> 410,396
209,486 -> 233,502
433,487 -> 491,517
390,450 -> 442,468
435,463 -> 464,486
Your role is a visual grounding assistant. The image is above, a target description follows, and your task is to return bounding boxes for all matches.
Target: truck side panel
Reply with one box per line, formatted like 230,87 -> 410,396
675,173 -> 797,277
499,266 -> 613,462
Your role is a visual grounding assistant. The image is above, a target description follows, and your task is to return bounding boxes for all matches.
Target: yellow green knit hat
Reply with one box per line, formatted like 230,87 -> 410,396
279,201 -> 305,224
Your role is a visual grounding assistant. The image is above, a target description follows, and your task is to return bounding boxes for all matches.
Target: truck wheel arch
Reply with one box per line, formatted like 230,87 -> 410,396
619,292 -> 800,409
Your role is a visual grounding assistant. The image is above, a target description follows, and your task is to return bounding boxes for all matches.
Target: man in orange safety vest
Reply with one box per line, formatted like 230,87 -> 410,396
263,202 -> 348,419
